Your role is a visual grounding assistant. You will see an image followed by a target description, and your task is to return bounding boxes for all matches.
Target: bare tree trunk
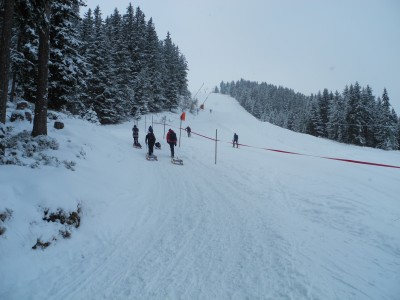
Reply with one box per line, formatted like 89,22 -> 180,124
32,1 -> 50,137
0,0 -> 14,124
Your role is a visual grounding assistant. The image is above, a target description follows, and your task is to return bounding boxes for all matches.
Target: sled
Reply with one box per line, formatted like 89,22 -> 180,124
146,153 -> 158,161
171,157 -> 183,165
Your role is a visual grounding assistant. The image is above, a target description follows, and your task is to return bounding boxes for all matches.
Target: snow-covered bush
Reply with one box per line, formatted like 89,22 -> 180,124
0,209 -> 13,236
81,107 -> 100,125
0,128 -> 73,169
32,204 -> 82,250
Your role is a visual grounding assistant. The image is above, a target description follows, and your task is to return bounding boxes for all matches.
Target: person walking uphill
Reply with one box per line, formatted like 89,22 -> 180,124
233,133 -> 239,148
145,127 -> 156,156
185,126 -> 191,137
166,128 -> 177,158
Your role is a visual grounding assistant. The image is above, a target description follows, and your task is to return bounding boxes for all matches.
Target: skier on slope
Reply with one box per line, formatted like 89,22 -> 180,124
166,128 -> 177,158
145,127 -> 156,156
132,125 -> 139,146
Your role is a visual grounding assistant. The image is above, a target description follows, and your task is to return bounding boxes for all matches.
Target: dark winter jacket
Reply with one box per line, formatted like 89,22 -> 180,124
132,126 -> 139,138
233,133 -> 238,141
145,132 -> 156,146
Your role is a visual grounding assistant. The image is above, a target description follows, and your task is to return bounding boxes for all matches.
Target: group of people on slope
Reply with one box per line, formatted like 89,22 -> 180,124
133,124 -> 239,156
133,125 -> 178,158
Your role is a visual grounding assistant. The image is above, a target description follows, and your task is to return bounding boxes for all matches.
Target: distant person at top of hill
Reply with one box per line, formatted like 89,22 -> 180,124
185,126 -> 191,137
233,133 -> 238,148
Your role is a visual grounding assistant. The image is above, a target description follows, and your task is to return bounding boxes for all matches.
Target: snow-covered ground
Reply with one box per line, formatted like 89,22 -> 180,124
1,93 -> 399,300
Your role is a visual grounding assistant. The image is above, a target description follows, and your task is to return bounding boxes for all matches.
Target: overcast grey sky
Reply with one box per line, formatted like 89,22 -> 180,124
82,0 -> 400,112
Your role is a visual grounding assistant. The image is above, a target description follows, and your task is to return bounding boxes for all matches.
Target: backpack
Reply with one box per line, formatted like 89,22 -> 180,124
170,131 -> 177,142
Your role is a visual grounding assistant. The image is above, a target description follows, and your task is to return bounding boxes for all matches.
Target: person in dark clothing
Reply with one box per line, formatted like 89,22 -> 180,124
166,128 -> 177,158
233,133 -> 238,148
185,126 -> 191,137
145,129 -> 156,155
132,125 -> 139,145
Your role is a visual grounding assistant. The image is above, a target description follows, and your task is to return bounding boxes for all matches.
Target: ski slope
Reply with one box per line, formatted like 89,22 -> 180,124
1,93 -> 399,299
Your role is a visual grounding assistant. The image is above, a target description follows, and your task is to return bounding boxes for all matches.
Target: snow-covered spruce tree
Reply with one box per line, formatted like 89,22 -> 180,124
327,91 -> 340,141
317,88 -> 330,138
360,85 -> 376,147
390,108 -> 399,150
105,8 -> 132,119
76,7 -> 94,115
11,0 -> 39,105
175,47 -> 191,111
121,3 -> 138,117
48,0 -> 88,113
84,6 -> 121,124
129,6 -> 148,115
345,82 -> 365,146
397,116 -> 400,150
306,95 -> 321,136
374,88 -> 397,149
142,18 -> 165,113
162,32 -> 179,111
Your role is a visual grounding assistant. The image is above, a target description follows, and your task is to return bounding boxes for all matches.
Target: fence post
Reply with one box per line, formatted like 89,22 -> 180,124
215,129 -> 217,164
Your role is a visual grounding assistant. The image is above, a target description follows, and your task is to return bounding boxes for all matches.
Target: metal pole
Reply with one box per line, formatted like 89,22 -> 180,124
163,117 -> 166,138
193,82 -> 204,100
215,129 -> 217,165
179,118 -> 182,147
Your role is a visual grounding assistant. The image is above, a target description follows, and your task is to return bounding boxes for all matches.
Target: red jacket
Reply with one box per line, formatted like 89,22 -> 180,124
166,130 -> 177,143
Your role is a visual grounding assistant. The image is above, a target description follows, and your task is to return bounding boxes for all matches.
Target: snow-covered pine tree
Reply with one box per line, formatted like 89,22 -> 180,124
360,85 -> 376,147
11,0 -> 38,105
317,88 -> 330,137
306,95 -> 320,136
85,6 -> 121,124
121,3 -> 138,117
130,6 -> 148,115
48,0 -> 88,112
162,32 -> 179,111
106,8 -> 132,119
390,108 -> 399,150
346,82 -> 365,145
397,116 -> 400,150
375,89 -> 397,149
175,48 -> 191,111
327,91 -> 344,141
143,18 -> 165,112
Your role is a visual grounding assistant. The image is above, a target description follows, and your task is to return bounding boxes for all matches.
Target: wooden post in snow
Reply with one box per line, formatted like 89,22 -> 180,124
215,129 -> 217,165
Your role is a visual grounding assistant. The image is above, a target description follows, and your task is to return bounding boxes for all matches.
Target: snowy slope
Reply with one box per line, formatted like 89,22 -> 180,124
1,93 -> 399,300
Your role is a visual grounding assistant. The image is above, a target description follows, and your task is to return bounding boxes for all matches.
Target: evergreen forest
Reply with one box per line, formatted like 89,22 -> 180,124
219,80 -> 400,150
0,1 -> 191,130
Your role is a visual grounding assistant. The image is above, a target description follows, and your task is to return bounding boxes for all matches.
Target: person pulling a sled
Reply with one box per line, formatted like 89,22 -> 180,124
166,128 -> 177,158
185,126 -> 191,137
132,125 -> 139,146
233,133 -> 239,148
145,127 -> 156,156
